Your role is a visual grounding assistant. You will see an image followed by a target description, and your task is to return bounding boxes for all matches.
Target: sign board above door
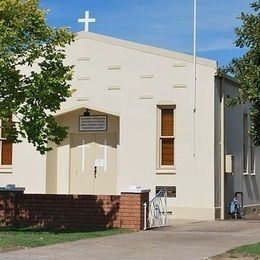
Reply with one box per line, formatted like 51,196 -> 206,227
79,115 -> 107,131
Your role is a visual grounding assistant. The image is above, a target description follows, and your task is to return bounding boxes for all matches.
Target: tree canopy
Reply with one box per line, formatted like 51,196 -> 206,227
223,1 -> 260,145
0,0 -> 75,153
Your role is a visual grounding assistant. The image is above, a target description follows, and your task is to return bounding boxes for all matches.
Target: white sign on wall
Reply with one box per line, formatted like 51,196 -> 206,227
79,115 -> 107,131
95,159 -> 104,167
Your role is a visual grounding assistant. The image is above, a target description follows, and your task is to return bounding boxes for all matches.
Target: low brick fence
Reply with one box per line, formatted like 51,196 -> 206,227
0,190 -> 149,231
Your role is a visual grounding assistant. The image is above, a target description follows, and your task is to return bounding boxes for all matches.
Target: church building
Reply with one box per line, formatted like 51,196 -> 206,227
1,31 -> 259,220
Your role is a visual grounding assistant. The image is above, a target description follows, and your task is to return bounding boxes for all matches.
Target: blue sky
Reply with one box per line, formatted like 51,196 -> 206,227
40,0 -> 252,67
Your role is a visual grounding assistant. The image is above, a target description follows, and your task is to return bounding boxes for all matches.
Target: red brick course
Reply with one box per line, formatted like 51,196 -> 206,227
0,190 -> 149,231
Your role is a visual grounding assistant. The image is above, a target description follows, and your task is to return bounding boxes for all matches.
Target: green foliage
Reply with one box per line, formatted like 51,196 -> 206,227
0,0 -> 75,153
222,1 -> 260,145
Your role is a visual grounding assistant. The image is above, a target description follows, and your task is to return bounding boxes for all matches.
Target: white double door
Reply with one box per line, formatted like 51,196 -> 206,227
70,133 -> 117,195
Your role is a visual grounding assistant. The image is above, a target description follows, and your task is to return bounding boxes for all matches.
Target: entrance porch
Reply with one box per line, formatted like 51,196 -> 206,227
46,106 -> 119,195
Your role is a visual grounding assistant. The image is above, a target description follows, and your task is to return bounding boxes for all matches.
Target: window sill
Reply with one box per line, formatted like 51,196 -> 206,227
156,168 -> 176,175
0,166 -> 12,174
243,172 -> 249,176
250,173 -> 256,176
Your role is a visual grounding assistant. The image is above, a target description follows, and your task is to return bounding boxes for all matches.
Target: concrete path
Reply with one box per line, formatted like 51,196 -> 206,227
1,220 -> 260,260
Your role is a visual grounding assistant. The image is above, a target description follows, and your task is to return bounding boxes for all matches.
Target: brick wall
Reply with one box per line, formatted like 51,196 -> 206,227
0,190 -> 149,231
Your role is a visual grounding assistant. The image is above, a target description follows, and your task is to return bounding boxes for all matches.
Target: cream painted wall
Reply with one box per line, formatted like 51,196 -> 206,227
56,139 -> 70,194
46,144 -> 57,194
0,142 -> 46,193
62,32 -> 217,219
2,32 -> 221,219
214,77 -> 222,209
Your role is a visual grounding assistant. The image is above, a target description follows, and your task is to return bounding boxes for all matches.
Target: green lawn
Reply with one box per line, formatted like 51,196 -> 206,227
0,227 -> 129,252
229,241 -> 260,256
212,242 -> 260,259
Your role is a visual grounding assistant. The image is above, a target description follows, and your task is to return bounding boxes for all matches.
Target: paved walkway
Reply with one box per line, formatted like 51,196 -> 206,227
1,219 -> 260,260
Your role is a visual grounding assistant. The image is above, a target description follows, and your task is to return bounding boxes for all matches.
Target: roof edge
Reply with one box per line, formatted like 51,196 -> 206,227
54,104 -> 120,117
216,74 -> 240,88
75,31 -> 217,68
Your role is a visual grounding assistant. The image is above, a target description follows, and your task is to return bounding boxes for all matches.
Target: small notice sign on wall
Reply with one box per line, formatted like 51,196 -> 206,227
79,115 -> 107,131
95,159 -> 104,167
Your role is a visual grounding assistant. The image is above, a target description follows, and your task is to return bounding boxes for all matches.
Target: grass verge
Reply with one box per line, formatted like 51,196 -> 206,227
211,242 -> 260,259
0,227 -> 130,252
229,242 -> 260,256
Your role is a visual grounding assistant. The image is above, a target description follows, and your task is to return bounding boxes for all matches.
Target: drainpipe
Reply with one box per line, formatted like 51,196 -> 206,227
220,77 -> 225,220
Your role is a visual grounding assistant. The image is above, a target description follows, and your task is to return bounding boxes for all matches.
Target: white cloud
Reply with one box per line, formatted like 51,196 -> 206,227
198,38 -> 235,52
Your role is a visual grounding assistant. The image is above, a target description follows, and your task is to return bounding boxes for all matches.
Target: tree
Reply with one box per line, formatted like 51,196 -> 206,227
0,0 -> 75,154
223,1 -> 260,145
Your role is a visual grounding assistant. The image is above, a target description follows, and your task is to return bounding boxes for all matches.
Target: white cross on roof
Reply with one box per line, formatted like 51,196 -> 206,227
78,11 -> 96,32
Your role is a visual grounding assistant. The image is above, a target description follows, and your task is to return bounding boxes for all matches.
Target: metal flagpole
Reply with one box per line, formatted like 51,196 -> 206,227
193,0 -> 197,157
193,0 -> 197,112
